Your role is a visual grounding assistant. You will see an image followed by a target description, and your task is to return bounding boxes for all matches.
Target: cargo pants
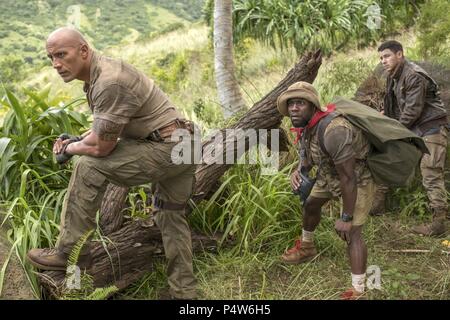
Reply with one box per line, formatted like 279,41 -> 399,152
56,138 -> 197,299
420,125 -> 448,212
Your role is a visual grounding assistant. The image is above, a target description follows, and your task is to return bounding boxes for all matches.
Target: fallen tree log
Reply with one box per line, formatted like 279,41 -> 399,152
38,51 -> 323,298
38,217 -> 219,298
193,50 -> 323,202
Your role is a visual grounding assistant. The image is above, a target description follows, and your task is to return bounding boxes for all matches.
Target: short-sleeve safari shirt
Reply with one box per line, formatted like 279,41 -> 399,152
83,52 -> 185,139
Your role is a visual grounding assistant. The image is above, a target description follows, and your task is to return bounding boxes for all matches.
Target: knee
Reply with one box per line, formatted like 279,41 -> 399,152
75,155 -> 101,172
304,197 -> 323,215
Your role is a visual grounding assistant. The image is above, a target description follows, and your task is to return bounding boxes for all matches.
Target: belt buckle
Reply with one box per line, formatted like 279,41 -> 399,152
150,129 -> 163,142
183,120 -> 194,134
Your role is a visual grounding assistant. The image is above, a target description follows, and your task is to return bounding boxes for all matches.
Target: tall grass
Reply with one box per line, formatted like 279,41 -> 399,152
0,86 -> 90,298
190,163 -> 301,252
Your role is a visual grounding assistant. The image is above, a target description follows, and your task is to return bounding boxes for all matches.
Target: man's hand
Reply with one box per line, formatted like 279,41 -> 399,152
53,134 -> 82,164
53,134 -> 82,154
290,170 -> 302,190
335,219 -> 352,244
53,138 -> 72,154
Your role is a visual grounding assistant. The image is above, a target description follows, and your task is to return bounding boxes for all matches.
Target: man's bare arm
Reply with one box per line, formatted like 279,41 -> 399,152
335,157 -> 357,217
65,118 -> 124,157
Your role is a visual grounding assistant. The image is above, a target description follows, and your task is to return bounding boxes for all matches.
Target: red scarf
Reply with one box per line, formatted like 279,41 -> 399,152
289,103 -> 336,144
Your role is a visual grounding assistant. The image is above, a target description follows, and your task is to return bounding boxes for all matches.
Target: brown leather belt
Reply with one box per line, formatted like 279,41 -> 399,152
147,119 -> 194,142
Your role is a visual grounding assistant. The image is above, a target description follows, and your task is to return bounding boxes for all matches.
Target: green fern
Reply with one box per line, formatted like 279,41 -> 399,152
86,286 -> 119,300
60,230 -> 119,300
66,229 -> 94,268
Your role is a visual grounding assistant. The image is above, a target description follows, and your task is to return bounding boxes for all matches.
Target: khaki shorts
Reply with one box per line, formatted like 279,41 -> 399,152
310,179 -> 375,226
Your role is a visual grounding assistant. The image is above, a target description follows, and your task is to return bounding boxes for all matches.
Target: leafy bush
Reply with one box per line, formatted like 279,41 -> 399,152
315,56 -> 376,104
150,51 -> 189,91
0,56 -> 26,89
0,87 -> 89,200
416,0 -> 450,67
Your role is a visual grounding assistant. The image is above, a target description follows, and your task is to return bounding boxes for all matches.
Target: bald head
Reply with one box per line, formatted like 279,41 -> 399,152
47,27 -> 89,47
46,27 -> 92,83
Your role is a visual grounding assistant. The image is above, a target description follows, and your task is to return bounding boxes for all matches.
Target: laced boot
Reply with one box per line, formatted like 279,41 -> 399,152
412,209 -> 447,236
27,248 -> 92,271
281,239 -> 317,265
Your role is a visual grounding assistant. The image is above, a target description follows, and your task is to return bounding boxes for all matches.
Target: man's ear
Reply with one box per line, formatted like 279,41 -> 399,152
396,50 -> 404,59
80,44 -> 89,59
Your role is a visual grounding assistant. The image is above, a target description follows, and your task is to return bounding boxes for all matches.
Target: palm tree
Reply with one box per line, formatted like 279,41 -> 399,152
214,0 -> 246,118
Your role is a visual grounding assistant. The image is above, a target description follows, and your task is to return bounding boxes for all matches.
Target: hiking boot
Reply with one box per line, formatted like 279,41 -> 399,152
369,189 -> 386,216
412,210 -> 447,237
281,239 -> 317,265
27,248 -> 92,271
340,287 -> 366,300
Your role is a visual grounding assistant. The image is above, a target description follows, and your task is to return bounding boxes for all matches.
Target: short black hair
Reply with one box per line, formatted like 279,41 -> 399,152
378,40 -> 403,53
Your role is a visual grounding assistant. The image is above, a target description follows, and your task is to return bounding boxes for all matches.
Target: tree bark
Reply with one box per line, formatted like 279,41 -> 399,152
38,217 -> 220,298
99,184 -> 128,235
214,0 -> 246,118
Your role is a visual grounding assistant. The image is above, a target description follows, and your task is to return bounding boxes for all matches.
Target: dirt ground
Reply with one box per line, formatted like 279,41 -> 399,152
0,228 -> 35,300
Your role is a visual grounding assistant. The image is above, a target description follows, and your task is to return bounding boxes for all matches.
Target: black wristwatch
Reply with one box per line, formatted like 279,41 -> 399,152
341,212 -> 353,222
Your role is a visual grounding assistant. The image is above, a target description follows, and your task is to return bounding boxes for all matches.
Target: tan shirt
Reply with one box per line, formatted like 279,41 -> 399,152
83,52 -> 184,139
303,116 -> 372,197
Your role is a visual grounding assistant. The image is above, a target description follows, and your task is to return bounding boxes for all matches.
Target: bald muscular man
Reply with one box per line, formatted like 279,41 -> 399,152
27,28 -> 198,300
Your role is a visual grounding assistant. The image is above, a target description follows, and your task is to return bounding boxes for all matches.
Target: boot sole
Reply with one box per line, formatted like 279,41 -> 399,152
282,254 -> 317,265
26,254 -> 67,272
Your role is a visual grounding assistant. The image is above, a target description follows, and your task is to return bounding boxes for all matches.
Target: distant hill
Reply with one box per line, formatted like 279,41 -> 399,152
0,0 -> 204,83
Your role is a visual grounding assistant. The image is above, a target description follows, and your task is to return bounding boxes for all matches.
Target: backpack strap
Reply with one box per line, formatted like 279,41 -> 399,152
317,112 -> 340,157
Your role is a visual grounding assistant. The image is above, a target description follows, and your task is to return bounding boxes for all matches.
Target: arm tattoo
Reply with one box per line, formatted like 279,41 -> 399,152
92,119 -> 124,141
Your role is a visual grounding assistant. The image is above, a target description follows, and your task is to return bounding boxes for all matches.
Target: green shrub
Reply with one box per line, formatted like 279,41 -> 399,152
0,86 -> 89,200
315,57 -> 376,104
416,0 -> 450,67
150,51 -> 189,92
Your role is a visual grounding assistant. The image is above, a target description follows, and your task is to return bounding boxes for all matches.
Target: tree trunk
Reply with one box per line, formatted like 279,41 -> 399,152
214,0 -> 246,118
99,184 -> 128,235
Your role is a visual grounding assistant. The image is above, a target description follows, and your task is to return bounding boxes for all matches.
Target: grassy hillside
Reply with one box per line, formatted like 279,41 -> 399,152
0,0 -> 204,85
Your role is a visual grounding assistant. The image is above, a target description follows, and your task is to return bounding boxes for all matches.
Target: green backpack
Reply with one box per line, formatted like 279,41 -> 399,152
317,97 -> 429,187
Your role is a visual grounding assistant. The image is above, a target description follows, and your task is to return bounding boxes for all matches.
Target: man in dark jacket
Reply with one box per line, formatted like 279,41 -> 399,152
373,40 -> 449,236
